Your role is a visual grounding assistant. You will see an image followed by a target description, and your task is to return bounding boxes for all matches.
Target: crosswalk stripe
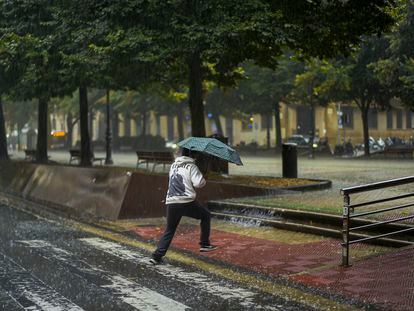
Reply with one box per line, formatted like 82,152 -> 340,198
79,237 -> 273,310
16,240 -> 189,311
0,252 -> 84,311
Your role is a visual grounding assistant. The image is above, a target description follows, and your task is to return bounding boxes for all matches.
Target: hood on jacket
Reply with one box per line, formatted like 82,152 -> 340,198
174,156 -> 195,165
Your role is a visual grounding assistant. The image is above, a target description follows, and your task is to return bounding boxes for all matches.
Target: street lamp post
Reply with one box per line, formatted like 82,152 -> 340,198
105,89 -> 113,165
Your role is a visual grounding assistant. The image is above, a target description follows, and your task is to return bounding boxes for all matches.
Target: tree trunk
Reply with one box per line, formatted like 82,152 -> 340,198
66,112 -> 73,149
79,86 -> 92,166
188,52 -> 206,137
275,102 -> 282,150
17,126 -> 21,151
213,113 -> 223,136
308,104 -> 316,159
310,104 -> 316,139
141,111 -> 147,135
361,105 -> 371,157
36,98 -> 49,163
266,115 -> 271,149
89,106 -> 94,147
105,89 -> 113,165
0,95 -> 9,160
47,110 -> 52,150
112,110 -> 119,151
177,102 -> 185,141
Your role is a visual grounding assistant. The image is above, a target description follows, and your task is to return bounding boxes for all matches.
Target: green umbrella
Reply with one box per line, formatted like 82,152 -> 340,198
177,137 -> 243,166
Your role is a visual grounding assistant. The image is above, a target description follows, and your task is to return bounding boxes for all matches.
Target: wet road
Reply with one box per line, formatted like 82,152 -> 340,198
0,202 -> 313,311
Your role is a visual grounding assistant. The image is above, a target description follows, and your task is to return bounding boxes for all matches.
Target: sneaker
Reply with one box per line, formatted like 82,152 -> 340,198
200,245 -> 218,252
149,257 -> 163,265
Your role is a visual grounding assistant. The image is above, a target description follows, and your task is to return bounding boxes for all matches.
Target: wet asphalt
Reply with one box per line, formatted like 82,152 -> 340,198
0,202 -> 314,311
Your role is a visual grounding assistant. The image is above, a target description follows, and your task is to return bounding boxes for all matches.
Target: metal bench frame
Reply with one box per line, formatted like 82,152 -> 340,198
69,149 -> 104,165
24,149 -> 36,161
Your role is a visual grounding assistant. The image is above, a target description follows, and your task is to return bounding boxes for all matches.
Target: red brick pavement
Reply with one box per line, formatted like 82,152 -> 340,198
292,247 -> 414,311
132,224 -> 414,310
133,224 -> 340,275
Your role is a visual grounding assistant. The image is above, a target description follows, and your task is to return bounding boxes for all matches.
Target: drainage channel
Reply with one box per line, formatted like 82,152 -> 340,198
209,201 -> 414,248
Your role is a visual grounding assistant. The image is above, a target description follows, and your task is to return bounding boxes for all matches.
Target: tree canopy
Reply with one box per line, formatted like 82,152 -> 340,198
0,0 -> 397,160
96,0 -> 395,136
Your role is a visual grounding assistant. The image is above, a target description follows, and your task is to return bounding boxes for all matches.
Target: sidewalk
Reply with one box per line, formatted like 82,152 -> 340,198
106,217 -> 412,311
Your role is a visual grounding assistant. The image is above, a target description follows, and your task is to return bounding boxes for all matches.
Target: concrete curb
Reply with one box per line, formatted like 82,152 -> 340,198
282,178 -> 332,191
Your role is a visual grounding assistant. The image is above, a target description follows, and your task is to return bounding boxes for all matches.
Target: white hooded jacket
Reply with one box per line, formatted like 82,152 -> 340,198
166,156 -> 206,204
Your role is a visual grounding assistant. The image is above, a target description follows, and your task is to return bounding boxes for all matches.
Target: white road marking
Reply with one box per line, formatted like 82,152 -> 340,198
16,240 -> 189,311
102,275 -> 186,310
0,252 -> 84,311
80,237 -> 275,310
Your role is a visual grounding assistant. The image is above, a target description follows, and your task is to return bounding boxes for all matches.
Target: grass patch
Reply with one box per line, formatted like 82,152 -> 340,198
230,194 -> 342,215
207,173 -> 316,188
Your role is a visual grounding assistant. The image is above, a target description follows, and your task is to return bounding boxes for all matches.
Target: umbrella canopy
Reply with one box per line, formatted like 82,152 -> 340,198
177,137 -> 243,166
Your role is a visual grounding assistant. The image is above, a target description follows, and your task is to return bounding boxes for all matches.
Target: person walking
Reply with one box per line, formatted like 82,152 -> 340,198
150,148 -> 217,265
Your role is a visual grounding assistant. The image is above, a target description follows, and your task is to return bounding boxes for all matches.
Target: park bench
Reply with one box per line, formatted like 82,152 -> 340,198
69,149 -> 105,165
383,146 -> 414,158
24,149 -> 36,161
136,150 -> 175,172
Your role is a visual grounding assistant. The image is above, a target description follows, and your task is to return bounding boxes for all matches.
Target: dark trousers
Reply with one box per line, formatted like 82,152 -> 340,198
153,201 -> 211,259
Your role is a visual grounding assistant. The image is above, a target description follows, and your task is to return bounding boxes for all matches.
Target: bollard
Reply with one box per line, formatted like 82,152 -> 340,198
282,143 -> 297,178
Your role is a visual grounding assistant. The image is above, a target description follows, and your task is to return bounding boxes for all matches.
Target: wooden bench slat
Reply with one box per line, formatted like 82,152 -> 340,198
136,150 -> 174,171
384,146 -> 414,158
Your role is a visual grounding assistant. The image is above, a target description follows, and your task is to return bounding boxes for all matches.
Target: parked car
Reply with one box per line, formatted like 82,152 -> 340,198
285,135 -> 310,147
286,135 -> 320,148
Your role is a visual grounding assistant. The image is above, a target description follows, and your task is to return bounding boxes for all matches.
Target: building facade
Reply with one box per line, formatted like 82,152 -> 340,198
46,103 -> 414,150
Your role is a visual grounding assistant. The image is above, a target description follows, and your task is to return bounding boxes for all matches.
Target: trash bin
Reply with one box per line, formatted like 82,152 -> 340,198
282,143 -> 297,178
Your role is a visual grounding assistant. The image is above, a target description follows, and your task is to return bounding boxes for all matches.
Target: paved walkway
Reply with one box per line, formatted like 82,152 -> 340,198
112,219 -> 413,311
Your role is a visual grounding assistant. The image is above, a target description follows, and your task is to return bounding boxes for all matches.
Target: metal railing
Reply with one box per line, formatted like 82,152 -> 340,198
341,176 -> 414,266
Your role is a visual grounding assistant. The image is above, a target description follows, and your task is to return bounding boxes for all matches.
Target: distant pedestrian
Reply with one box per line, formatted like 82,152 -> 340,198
150,148 -> 217,265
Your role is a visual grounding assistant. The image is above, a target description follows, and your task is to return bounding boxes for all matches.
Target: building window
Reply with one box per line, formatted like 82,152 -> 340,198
341,106 -> 354,129
368,109 -> 378,129
387,110 -> 393,129
261,114 -> 273,130
407,111 -> 412,129
396,110 -> 403,129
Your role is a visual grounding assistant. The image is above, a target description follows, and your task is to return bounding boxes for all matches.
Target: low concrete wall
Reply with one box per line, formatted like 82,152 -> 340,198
0,161 -> 37,193
119,173 -> 285,218
0,161 -> 130,220
0,161 -> 330,220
